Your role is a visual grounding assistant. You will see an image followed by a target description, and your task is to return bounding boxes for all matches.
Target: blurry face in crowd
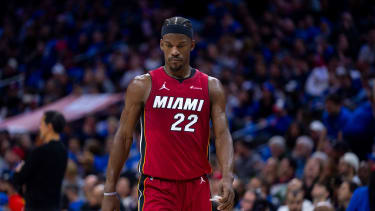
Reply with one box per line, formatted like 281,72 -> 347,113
287,178 -> 303,192
160,33 -> 195,72
65,187 -> 79,202
337,182 -> 352,204
69,138 -> 81,153
311,184 -> 329,203
287,191 -> 304,211
269,143 -> 284,158
116,177 -> 131,198
294,142 -> 311,158
247,177 -> 261,191
358,161 -> 370,184
234,141 -> 248,157
83,175 -> 98,198
278,158 -> 294,180
233,178 -> 246,198
240,190 -> 256,211
325,100 -> 340,115
65,160 -> 78,179
338,159 -> 352,176
89,184 -> 104,206
0,140 -> 10,156
262,158 -> 278,184
304,158 -> 321,179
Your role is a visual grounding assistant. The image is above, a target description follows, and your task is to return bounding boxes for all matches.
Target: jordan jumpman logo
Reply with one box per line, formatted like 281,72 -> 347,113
159,81 -> 170,91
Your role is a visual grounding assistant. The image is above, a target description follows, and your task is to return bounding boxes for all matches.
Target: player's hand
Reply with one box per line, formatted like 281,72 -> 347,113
101,195 -> 121,211
217,178 -> 235,211
15,161 -> 24,172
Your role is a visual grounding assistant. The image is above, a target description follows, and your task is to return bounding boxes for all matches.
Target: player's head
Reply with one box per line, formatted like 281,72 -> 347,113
39,110 -> 66,141
160,16 -> 195,72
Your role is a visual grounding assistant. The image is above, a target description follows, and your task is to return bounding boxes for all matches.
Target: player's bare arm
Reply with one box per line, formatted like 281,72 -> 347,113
209,76 -> 235,211
102,74 -> 151,211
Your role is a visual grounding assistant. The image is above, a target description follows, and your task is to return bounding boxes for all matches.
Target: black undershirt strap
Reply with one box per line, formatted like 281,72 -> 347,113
163,66 -> 196,83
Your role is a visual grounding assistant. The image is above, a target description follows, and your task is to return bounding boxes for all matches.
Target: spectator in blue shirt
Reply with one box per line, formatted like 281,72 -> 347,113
347,170 -> 375,211
343,87 -> 375,160
322,93 -> 351,140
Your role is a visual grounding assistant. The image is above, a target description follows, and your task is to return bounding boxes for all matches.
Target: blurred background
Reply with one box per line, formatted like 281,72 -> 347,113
1,0 -> 375,210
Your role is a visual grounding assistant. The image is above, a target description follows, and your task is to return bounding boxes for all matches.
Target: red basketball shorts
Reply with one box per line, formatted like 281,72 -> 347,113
137,174 -> 212,211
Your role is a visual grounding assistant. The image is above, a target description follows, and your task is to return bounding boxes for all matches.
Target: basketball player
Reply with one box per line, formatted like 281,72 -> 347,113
102,17 -> 234,211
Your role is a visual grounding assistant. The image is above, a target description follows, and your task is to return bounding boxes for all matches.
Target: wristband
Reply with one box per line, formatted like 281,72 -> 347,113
103,192 -> 117,196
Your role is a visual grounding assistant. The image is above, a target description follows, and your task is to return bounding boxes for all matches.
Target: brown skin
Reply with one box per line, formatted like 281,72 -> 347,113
102,33 -> 234,211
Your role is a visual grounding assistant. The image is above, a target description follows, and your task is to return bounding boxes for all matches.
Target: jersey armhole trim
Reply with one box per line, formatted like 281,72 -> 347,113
144,72 -> 153,105
206,75 -> 212,116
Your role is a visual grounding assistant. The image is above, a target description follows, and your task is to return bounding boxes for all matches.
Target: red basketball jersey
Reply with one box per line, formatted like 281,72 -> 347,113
139,66 -> 211,180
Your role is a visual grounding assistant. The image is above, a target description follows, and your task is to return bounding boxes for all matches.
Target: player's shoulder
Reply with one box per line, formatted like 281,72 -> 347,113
207,76 -> 225,100
127,73 -> 152,101
126,73 -> 151,97
207,76 -> 223,90
207,76 -> 220,83
133,73 -> 151,82
130,73 -> 151,87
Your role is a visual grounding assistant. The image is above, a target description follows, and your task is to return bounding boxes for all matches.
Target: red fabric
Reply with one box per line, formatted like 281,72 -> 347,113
140,175 -> 211,211
141,67 -> 211,180
8,194 -> 25,211
12,147 -> 25,160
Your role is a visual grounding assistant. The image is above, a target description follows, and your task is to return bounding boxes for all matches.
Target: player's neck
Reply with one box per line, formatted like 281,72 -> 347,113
43,132 -> 60,144
164,65 -> 192,79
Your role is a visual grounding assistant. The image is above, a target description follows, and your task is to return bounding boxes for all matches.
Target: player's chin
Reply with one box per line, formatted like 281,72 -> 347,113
169,63 -> 183,72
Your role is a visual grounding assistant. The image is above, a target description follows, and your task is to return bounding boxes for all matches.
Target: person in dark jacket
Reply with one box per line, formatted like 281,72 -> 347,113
346,170 -> 375,211
13,111 -> 68,211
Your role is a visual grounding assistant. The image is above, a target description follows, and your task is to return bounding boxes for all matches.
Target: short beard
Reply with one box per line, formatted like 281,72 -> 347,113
169,64 -> 183,72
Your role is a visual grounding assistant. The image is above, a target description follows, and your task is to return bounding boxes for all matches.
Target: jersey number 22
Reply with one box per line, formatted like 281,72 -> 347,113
171,113 -> 198,132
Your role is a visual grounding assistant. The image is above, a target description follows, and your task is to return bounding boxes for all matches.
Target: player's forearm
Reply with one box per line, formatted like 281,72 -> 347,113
215,130 -> 234,180
104,133 -> 132,192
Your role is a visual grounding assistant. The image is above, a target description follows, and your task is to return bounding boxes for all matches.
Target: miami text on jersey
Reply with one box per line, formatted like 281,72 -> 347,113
153,96 -> 205,111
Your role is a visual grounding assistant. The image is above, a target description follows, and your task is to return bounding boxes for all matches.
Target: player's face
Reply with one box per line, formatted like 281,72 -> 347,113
160,33 -> 195,72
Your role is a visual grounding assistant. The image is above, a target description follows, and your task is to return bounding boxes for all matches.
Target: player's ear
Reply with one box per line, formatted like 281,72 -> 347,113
190,39 -> 195,51
160,39 -> 164,52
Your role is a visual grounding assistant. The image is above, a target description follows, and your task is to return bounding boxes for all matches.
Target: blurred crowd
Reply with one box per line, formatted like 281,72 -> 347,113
1,0 -> 375,210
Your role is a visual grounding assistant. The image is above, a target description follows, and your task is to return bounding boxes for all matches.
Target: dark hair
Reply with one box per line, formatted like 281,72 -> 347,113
314,182 -> 333,198
252,199 -> 276,211
161,17 -> 193,38
284,156 -> 297,171
44,110 -> 66,133
162,17 -> 192,30
325,93 -> 342,105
